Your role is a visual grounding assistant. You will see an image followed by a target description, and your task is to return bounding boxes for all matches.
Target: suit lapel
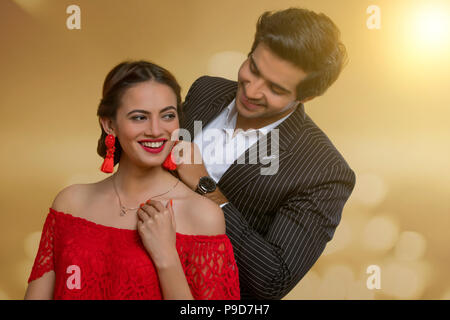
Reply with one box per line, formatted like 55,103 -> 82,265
184,87 -> 237,139
218,104 -> 306,197
182,78 -> 307,198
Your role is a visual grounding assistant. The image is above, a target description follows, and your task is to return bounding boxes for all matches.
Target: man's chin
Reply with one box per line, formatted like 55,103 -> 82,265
236,99 -> 263,118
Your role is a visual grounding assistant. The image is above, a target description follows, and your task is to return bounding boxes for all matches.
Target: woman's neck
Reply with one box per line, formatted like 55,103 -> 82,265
111,158 -> 177,204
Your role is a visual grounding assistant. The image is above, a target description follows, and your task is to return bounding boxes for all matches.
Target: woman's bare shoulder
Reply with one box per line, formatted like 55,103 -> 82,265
51,184 -> 83,213
182,193 -> 226,236
51,180 -> 107,214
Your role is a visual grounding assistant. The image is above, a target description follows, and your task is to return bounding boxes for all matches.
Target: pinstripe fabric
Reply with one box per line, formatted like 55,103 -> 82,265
181,76 -> 356,300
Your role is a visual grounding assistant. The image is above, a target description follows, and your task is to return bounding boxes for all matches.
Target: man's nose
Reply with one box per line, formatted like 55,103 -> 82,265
245,78 -> 264,100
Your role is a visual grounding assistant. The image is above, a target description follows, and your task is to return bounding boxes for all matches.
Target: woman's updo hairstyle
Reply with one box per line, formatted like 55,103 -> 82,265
96,60 -> 182,165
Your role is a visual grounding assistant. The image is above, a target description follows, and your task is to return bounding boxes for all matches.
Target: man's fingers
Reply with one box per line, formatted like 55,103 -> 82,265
172,141 -> 186,165
191,142 -> 203,165
173,141 -> 203,165
168,199 -> 176,229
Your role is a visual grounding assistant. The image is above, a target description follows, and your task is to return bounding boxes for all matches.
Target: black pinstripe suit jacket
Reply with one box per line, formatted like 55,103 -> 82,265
181,76 -> 356,300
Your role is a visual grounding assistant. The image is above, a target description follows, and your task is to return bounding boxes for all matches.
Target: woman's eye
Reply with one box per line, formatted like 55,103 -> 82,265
131,115 -> 147,121
163,113 -> 176,120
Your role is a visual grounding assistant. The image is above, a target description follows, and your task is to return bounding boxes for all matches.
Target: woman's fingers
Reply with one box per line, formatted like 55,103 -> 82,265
146,199 -> 165,213
139,199 -> 174,222
137,205 -> 150,222
139,201 -> 160,220
138,200 -> 174,230
141,200 -> 164,218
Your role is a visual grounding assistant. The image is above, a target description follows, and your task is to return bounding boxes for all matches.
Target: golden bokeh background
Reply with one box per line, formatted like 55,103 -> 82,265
1,0 -> 449,300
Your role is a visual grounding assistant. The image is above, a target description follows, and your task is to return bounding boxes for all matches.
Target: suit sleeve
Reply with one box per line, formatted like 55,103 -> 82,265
181,76 -> 209,115
222,164 -> 356,299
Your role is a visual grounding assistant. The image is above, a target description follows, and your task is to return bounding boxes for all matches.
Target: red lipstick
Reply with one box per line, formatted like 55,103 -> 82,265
138,139 -> 167,154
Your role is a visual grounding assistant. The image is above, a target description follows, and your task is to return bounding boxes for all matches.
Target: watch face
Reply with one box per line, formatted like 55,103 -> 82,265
199,176 -> 216,193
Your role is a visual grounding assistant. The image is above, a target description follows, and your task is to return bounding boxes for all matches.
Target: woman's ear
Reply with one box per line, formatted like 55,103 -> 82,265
99,117 -> 116,136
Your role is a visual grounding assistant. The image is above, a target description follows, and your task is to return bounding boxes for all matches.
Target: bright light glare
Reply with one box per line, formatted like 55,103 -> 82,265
412,5 -> 450,49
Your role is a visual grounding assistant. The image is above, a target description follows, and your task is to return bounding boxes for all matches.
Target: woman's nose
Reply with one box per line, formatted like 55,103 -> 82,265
145,118 -> 163,137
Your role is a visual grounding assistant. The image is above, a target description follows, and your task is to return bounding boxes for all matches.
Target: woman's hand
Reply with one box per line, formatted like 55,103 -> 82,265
137,199 -> 194,299
137,199 -> 178,269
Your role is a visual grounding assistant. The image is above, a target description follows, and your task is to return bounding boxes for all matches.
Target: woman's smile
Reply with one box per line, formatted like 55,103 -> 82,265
138,138 -> 168,154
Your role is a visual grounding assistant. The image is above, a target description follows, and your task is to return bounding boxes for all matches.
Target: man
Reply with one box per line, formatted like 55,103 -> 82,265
176,8 -> 356,299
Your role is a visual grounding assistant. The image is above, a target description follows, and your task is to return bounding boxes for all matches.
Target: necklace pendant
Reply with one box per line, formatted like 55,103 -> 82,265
120,207 -> 127,216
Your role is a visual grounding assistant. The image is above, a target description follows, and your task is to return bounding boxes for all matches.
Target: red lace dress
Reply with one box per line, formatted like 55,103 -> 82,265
28,208 -> 240,300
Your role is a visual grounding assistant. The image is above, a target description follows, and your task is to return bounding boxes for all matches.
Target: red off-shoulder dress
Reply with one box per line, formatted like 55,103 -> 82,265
28,208 -> 240,300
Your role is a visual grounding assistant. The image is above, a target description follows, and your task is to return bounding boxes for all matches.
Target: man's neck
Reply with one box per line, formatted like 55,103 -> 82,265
234,107 -> 295,133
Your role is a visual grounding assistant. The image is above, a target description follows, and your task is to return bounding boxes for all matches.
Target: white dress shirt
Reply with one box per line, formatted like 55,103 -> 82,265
193,99 -> 295,208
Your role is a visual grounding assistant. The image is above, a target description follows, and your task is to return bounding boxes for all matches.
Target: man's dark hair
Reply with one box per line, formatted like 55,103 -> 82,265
250,8 -> 348,101
96,60 -> 182,165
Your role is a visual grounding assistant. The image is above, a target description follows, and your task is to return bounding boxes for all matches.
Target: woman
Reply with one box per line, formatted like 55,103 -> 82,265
24,61 -> 240,300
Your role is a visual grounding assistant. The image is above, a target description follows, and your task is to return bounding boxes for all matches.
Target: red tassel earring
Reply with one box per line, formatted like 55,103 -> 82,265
101,134 -> 116,173
162,140 -> 179,171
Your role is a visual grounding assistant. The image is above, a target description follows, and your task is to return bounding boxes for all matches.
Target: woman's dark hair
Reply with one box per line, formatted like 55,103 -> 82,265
250,8 -> 348,101
97,60 -> 182,165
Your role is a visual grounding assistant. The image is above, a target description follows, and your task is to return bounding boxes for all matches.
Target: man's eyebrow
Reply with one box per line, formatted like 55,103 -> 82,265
249,55 -> 260,74
126,106 -> 177,116
249,55 -> 292,95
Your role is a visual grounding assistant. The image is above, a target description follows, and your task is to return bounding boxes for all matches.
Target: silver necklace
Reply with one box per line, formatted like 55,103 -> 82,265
112,175 -> 179,216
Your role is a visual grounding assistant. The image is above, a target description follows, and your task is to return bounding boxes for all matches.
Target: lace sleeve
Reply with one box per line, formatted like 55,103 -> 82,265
178,234 -> 240,300
28,211 -> 56,283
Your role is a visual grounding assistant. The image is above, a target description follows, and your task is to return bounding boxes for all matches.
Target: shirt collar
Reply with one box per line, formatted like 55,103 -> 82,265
224,98 -> 238,130
222,98 -> 297,137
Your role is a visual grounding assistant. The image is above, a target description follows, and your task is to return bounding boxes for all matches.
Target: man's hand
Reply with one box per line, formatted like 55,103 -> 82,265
173,141 -> 209,190
174,141 -> 229,206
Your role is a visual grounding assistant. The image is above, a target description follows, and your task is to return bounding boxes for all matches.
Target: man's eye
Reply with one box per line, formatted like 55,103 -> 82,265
270,85 -> 286,96
249,63 -> 258,75
271,87 -> 283,95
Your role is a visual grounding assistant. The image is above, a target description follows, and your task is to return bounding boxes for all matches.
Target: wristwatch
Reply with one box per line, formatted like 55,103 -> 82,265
195,176 -> 217,195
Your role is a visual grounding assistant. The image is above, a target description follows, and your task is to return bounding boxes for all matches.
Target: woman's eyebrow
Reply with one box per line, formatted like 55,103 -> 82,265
126,106 -> 176,116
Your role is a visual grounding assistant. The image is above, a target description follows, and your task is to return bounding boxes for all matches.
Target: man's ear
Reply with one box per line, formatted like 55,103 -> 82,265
299,96 -> 316,104
99,117 -> 115,136
285,100 -> 302,111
